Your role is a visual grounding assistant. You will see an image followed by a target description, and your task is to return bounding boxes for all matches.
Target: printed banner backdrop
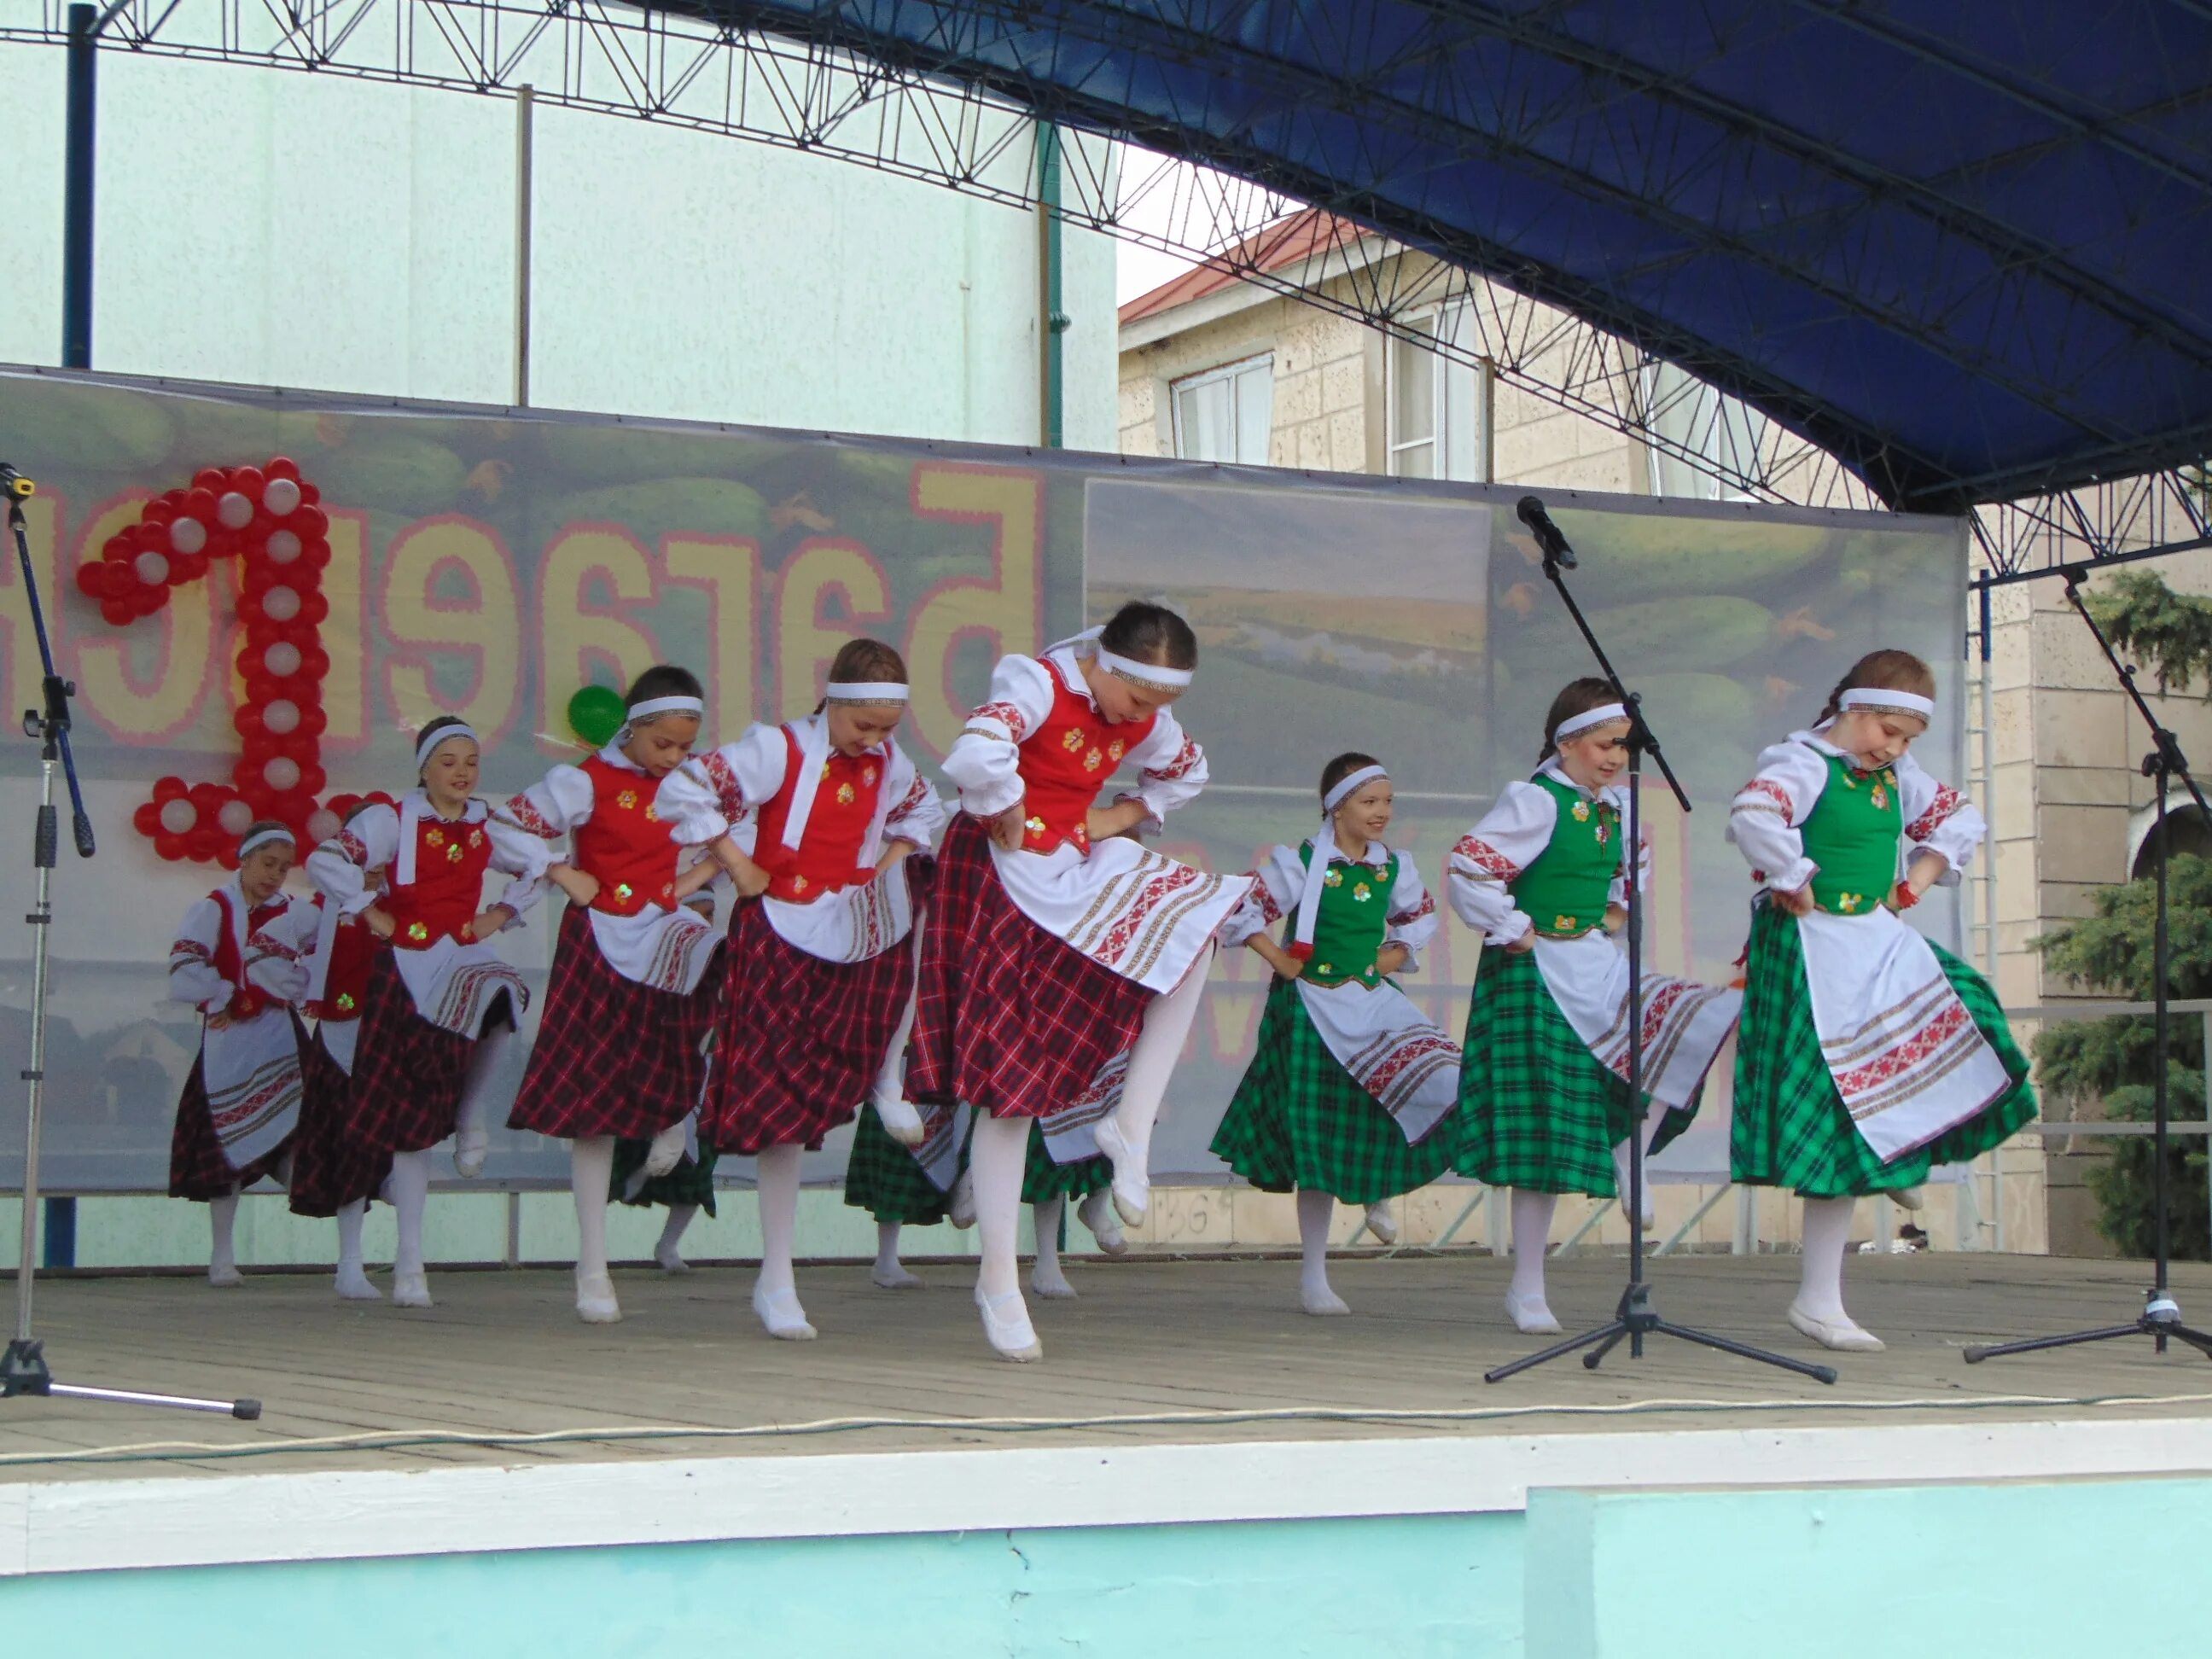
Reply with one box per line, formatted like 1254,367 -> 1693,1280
0,367 -> 1966,1194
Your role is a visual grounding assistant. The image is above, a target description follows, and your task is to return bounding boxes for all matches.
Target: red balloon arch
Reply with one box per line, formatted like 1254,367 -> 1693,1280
78,457 -> 387,869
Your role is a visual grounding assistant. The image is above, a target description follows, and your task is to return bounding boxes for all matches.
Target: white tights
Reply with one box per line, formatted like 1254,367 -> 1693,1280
570,1135 -> 615,1282
755,1142 -> 804,1297
1107,946 -> 1214,1163
387,1148 -> 432,1278
1796,1196 -> 1857,1321
1510,1189 -> 1557,1304
969,1113 -> 1033,1302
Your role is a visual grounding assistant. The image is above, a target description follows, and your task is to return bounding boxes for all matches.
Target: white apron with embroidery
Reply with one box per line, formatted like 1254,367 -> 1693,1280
1533,934 -> 1742,1113
184,888 -> 309,1170
1794,908 -> 2011,1160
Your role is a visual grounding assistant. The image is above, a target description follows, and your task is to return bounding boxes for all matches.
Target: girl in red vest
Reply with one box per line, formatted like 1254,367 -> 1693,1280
307,716 -> 534,1308
911,602 -> 1251,1361
659,638 -> 945,1341
166,821 -> 318,1286
288,885 -> 393,1301
492,666 -> 725,1324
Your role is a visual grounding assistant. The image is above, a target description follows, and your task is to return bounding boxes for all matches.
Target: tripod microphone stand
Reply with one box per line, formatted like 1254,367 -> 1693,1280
1486,498 -> 1836,1386
0,463 -> 260,1418
1965,567 -> 2212,1366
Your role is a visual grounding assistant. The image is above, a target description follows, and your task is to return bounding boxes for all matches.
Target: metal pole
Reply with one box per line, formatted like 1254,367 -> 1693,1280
13,759 -> 56,1342
514,85 -> 534,408
1036,121 -> 1064,448
1977,573 -> 1999,982
61,3 -> 97,370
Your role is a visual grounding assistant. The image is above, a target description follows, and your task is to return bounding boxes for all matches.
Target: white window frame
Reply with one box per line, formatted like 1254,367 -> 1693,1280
1642,361 -> 1767,501
1169,352 -> 1275,465
1385,301 -> 1493,483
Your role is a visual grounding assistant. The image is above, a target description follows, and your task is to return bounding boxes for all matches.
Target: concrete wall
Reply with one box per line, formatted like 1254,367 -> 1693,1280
0,42 -> 1119,452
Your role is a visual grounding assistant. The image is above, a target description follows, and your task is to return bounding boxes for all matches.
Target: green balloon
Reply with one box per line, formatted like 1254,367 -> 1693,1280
567,684 -> 626,748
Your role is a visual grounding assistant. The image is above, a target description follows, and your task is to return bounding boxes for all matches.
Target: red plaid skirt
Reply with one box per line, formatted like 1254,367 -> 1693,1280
906,813 -> 1152,1121
346,951 -> 517,1154
167,1022 -> 300,1201
509,905 -> 722,1139
702,899 -> 915,1155
287,1027 -> 392,1217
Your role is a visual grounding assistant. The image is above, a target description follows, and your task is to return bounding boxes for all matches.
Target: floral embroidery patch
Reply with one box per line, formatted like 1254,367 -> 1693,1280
1571,800 -> 1591,822
836,783 -> 857,805
617,789 -> 638,812
425,828 -> 445,848
1062,728 -> 1086,752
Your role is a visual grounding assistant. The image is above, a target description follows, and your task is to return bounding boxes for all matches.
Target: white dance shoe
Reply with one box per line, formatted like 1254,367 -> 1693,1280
1092,1116 -> 1150,1226
1362,1200 -> 1399,1246
641,1120 -> 688,1179
1787,1301 -> 1885,1353
874,1095 -> 927,1148
975,1285 -> 1043,1362
576,1269 -> 622,1324
1030,1259 -> 1078,1300
334,1263 -> 382,1301
871,1260 -> 923,1289
753,1284 -> 817,1341
948,1170 -> 978,1230
1301,1284 -> 1352,1317
452,1127 -> 489,1179
207,1262 -> 243,1289
391,1270 -> 434,1309
1505,1288 -> 1562,1335
1077,1188 -> 1128,1256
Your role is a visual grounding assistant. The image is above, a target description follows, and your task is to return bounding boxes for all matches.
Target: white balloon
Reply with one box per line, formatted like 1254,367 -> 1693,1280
264,477 -> 302,516
218,491 -> 254,530
158,798 -> 196,835
306,808 -> 341,844
168,517 -> 208,556
263,699 -> 300,736
217,799 -> 254,836
134,551 -> 170,585
263,641 -> 303,678
265,529 -> 302,563
263,757 -> 301,793
261,585 -> 300,622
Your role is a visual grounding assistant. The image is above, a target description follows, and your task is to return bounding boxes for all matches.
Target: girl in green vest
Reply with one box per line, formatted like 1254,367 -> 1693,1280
1728,649 -> 2034,1353
1449,681 -> 1743,1335
1212,753 -> 1463,1314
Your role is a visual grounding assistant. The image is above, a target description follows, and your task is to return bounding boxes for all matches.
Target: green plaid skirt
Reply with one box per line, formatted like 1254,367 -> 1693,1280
1212,976 -> 1458,1206
608,1136 -> 719,1215
842,1103 -> 952,1225
1732,903 -> 2036,1198
841,1106 -> 1109,1222
1452,946 -> 1691,1196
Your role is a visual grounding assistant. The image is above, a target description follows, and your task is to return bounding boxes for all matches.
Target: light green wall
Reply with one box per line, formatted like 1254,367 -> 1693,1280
7,1475 -> 2209,1656
0,40 -> 1119,451
0,1513 -> 1529,1658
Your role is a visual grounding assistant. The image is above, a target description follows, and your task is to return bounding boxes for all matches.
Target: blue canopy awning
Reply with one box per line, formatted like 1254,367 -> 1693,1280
701,0 -> 2212,512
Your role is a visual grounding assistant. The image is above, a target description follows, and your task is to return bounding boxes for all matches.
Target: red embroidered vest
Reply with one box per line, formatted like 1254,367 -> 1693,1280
304,894 -> 370,1023
750,726 -> 883,901
1014,667 -> 1154,854
209,889 -> 288,1020
381,808 -> 493,948
573,755 -> 679,916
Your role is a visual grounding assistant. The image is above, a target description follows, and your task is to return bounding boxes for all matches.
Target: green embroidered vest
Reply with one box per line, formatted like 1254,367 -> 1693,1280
1509,772 -> 1619,939
1799,749 -> 1901,916
1284,841 -> 1400,987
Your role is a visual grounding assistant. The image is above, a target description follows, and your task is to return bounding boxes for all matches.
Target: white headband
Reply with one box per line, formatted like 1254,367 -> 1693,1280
626,695 -> 703,722
1321,764 -> 1389,815
1097,646 -> 1194,691
416,723 -> 480,770
236,827 -> 294,860
1553,703 -> 1629,742
1294,765 -> 1391,953
824,681 -> 910,703
1839,687 -> 1935,719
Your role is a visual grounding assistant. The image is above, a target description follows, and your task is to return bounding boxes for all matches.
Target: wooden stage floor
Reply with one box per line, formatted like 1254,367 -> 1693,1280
4,1251 -> 2210,1484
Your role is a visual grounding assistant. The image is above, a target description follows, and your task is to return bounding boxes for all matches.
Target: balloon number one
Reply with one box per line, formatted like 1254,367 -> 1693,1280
80,459 -> 352,867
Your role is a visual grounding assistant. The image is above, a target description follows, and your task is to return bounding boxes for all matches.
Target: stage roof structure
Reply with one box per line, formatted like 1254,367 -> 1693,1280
10,2 -> 2210,569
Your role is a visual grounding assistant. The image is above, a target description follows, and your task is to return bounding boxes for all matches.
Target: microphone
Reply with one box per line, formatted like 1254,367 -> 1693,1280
1516,495 -> 1575,568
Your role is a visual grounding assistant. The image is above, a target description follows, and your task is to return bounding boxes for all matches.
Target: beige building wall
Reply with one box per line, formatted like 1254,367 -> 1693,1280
1977,542 -> 2212,1254
1118,254 -> 1649,492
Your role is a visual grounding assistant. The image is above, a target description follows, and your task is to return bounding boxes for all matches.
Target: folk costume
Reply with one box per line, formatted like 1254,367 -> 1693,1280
492,705 -> 726,1324
306,732 -> 534,1308
659,694 -> 945,1338
913,632 -> 1248,1359
1726,688 -> 2034,1351
1448,713 -> 1741,1334
165,845 -> 316,1284
1212,765 -> 1458,1313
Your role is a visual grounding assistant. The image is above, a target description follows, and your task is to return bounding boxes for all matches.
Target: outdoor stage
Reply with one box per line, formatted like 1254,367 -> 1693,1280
3,1252 -> 2209,1654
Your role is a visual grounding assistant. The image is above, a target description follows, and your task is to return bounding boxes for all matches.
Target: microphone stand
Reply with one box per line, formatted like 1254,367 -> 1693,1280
1965,568 -> 2212,1365
0,465 -> 261,1419
1486,498 -> 1836,1385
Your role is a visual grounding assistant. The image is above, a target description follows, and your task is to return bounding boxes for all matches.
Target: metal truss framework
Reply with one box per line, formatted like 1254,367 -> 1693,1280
3,1 -> 2205,577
